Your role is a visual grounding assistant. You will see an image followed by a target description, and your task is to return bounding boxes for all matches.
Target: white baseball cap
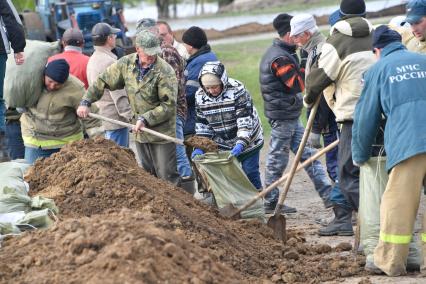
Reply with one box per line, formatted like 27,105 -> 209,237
290,14 -> 317,37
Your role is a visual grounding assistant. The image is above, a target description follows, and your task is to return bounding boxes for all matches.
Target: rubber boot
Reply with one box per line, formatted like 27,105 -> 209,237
318,206 -> 354,236
0,131 -> 9,162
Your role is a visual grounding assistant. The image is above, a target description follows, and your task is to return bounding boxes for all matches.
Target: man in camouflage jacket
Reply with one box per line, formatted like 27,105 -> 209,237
77,30 -> 180,185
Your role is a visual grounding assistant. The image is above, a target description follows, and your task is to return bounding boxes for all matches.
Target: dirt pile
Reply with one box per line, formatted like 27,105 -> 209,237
185,136 -> 218,152
0,209 -> 243,283
0,138 -> 367,283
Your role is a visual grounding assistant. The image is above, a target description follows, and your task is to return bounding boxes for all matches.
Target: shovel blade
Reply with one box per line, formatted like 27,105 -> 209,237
267,213 -> 287,242
219,204 -> 241,220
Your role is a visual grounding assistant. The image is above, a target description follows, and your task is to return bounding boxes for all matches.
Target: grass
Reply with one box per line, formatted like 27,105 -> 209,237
212,38 -> 307,137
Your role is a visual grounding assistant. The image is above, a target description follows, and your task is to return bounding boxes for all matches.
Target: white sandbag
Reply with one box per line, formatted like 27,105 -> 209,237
4,40 -> 61,108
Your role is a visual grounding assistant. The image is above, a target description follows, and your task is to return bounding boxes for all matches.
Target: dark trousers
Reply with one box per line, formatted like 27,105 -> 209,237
135,141 -> 180,186
5,120 -> 24,159
338,122 -> 359,211
0,54 -> 7,132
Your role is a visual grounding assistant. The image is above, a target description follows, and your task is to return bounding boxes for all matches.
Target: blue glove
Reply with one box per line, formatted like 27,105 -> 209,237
230,143 -> 244,157
191,148 -> 204,159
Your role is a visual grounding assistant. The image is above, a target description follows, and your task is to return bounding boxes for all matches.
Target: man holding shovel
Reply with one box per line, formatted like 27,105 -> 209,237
259,13 -> 333,215
304,0 -> 375,235
77,30 -> 180,185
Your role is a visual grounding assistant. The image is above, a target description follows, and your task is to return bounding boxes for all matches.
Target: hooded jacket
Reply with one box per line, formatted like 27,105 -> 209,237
195,61 -> 264,155
352,42 -> 426,170
305,17 -> 376,122
183,44 -> 217,135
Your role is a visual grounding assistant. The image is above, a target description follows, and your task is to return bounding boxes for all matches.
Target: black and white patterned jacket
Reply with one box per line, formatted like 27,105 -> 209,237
195,61 -> 263,154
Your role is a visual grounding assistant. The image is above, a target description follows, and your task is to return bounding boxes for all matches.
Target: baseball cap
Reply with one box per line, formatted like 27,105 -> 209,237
92,23 -> 120,38
62,28 -> 84,45
405,0 -> 426,24
135,30 -> 161,56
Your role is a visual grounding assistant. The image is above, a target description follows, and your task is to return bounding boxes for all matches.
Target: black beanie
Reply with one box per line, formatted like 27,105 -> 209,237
273,13 -> 293,37
182,26 -> 207,49
45,59 -> 70,84
372,25 -> 402,50
340,0 -> 366,16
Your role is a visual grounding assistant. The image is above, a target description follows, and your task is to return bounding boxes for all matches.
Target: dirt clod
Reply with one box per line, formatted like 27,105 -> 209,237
335,242 -> 353,252
185,136 -> 219,152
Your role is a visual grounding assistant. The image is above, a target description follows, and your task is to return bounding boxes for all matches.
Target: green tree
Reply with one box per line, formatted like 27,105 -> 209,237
12,0 -> 35,12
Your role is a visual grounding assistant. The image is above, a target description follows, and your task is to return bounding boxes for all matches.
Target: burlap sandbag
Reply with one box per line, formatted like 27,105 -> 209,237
4,40 -> 60,108
193,152 -> 265,221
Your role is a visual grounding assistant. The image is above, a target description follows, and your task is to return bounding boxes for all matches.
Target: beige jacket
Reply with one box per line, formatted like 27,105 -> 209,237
399,28 -> 426,54
87,46 -> 133,130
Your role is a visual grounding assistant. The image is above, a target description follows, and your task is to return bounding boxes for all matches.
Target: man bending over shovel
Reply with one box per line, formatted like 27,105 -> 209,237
191,61 -> 264,190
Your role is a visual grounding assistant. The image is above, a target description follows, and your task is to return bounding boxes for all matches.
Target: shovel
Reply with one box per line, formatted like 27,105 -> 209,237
267,96 -> 321,241
88,113 -> 184,145
220,139 -> 339,219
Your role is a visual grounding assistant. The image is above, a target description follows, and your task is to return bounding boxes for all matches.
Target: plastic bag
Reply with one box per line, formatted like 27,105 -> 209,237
4,40 -> 61,108
0,160 -> 31,195
193,152 -> 265,221
17,209 -> 56,229
359,156 -> 421,265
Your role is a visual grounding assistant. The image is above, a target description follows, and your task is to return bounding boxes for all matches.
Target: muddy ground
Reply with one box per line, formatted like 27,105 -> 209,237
0,137 -> 424,283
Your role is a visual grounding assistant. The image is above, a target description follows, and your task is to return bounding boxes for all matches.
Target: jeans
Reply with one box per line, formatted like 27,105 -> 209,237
264,119 -> 332,207
323,130 -> 339,182
5,120 -> 24,159
0,54 -> 7,132
176,115 -> 192,177
239,149 -> 262,190
329,182 -> 351,210
25,146 -> 60,164
105,127 -> 129,147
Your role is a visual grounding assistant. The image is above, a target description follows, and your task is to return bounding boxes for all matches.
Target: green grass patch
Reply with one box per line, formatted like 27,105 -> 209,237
213,38 -> 308,136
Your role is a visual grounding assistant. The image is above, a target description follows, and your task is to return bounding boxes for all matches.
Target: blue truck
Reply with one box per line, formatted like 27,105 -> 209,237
20,0 -> 132,54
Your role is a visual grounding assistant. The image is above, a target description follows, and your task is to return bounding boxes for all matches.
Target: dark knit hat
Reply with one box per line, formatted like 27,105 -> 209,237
340,0 -> 366,16
372,25 -> 402,50
273,13 -> 293,37
182,26 -> 207,49
45,59 -> 70,84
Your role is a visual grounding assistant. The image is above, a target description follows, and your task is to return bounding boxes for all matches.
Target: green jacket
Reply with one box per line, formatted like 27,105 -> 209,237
84,53 -> 178,143
20,76 -> 85,149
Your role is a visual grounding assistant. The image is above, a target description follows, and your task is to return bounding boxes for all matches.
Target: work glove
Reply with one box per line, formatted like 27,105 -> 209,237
307,132 -> 322,149
191,148 -> 204,159
230,143 -> 244,157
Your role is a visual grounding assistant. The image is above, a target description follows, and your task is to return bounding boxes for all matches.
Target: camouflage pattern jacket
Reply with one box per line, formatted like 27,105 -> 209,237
84,53 -> 178,144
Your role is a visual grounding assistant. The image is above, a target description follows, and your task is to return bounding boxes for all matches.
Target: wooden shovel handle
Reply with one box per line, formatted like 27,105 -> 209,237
231,139 -> 339,217
88,113 -> 184,145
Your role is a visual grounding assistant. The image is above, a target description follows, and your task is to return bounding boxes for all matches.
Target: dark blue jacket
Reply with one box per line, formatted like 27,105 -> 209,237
183,45 -> 217,135
352,42 -> 426,170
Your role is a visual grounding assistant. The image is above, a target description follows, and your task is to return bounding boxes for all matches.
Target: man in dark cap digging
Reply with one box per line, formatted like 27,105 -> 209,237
259,13 -> 334,215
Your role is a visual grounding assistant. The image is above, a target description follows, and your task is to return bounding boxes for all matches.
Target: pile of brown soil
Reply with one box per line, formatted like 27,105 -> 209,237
185,136 -> 218,152
1,138 -> 366,283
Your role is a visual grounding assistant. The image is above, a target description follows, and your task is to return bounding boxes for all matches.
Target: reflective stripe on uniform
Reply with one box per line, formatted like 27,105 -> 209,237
23,132 -> 84,149
380,231 -> 412,244
421,233 -> 426,243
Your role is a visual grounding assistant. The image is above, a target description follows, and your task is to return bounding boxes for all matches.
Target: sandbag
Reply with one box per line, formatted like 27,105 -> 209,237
0,187 -> 58,214
0,160 -> 31,195
359,156 -> 421,265
193,152 -> 265,221
4,40 -> 61,108
17,209 -> 55,229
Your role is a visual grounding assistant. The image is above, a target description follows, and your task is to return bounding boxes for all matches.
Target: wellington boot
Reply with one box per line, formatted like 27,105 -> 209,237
318,206 -> 354,236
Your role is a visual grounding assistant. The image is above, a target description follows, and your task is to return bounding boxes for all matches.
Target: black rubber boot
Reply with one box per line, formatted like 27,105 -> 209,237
318,206 -> 354,236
